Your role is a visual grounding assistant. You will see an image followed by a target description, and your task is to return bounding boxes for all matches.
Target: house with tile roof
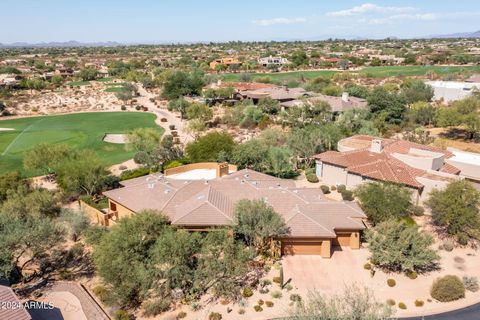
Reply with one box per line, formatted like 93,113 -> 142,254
103,168 -> 366,258
0,285 -> 32,320
314,135 -> 469,204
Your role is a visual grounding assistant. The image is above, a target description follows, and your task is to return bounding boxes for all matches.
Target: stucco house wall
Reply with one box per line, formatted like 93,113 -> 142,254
316,162 -> 347,186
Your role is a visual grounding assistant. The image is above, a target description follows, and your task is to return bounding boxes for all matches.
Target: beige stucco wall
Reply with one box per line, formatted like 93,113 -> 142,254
318,162 -> 348,186
321,239 -> 332,258
446,159 -> 480,182
349,231 -> 360,249
108,199 -> 135,222
345,173 -> 364,190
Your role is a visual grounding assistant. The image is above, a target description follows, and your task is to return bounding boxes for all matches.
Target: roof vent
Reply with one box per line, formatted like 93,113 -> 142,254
370,139 -> 384,153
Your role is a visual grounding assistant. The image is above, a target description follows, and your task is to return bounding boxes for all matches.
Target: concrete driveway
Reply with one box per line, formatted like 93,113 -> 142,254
282,247 -> 371,295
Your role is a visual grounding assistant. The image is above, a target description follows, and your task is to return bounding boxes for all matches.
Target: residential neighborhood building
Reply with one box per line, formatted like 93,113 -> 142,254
241,86 -> 311,104
103,164 -> 366,258
280,92 -> 367,113
0,285 -> 32,320
0,74 -> 22,87
258,55 -> 290,68
426,80 -> 480,102
314,135 -> 479,203
209,57 -> 241,70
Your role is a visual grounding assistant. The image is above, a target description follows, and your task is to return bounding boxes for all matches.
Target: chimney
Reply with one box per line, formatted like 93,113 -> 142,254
341,92 -> 349,102
370,139 -> 384,153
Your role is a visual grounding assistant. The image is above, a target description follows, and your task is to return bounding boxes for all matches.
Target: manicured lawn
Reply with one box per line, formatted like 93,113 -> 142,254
0,112 -> 162,176
96,77 -> 115,82
222,65 -> 480,82
105,86 -> 127,93
67,80 -> 91,87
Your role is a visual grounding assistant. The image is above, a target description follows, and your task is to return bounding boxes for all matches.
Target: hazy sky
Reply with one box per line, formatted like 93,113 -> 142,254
2,0 -> 480,43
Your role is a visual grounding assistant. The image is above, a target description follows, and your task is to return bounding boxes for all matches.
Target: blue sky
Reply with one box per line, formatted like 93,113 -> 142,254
1,0 -> 480,43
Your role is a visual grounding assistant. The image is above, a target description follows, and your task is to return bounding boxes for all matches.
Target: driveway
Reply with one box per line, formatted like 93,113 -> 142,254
282,247 -> 371,296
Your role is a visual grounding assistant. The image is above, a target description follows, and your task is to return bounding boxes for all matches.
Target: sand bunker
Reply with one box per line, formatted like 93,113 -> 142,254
0,128 -> 14,132
103,133 -> 129,144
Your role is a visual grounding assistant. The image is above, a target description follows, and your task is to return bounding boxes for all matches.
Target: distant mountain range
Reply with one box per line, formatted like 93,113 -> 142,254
1,30 -> 479,48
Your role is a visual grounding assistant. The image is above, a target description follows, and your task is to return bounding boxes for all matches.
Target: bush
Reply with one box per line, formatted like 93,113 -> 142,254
265,301 -> 274,307
209,312 -> 222,320
407,271 -> 418,280
457,233 -> 469,246
257,299 -> 264,305
120,167 -> 151,180
454,256 -> 465,264
259,287 -> 269,294
306,173 -> 319,183
341,190 -> 354,201
285,284 -> 293,291
337,184 -> 346,193
364,263 -> 372,270
330,185 -> 337,191
442,241 -> 454,252
92,285 -> 110,304
120,105 -> 126,111
114,310 -> 133,320
242,287 -> 253,298
190,302 -> 202,311
272,277 -> 281,284
386,299 -> 395,306
415,299 -> 424,307
387,279 -> 396,287
463,276 -> 479,292
398,302 -> 407,309
238,308 -> 245,315
430,275 -> 465,302
58,268 -> 75,280
143,298 -> 172,316
177,311 -> 187,319
135,105 -> 141,110
320,185 -> 330,194
254,305 -> 263,312
290,294 -> 302,302
68,243 -> 84,259
163,160 -> 185,170
411,206 -> 425,216
271,290 -> 282,299
260,279 -> 272,287
304,167 -> 315,176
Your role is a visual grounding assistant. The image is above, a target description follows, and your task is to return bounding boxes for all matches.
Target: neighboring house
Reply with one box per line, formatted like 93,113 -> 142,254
205,81 -> 278,93
258,56 -> 290,68
368,54 -> 405,64
103,166 -> 366,258
280,92 -> 367,113
242,86 -> 311,104
425,80 -> 480,102
209,57 -> 241,70
0,74 -> 22,87
315,135 -> 469,204
0,285 -> 32,320
54,67 -> 74,77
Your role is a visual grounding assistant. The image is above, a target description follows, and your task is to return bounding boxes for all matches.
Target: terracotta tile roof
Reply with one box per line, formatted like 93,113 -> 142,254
315,135 -> 461,188
104,169 -> 366,237
0,285 -> 31,320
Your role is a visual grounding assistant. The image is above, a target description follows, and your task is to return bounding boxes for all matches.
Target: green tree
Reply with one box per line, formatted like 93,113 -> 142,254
127,128 -> 162,153
366,220 -> 439,272
234,199 -> 289,253
1,187 -> 58,219
23,143 -> 71,175
0,172 -> 24,203
231,139 -> 269,171
368,86 -> 407,125
162,69 -> 205,100
186,103 -> 213,122
400,79 -> 434,104
408,101 -> 437,126
79,67 -> 98,81
168,98 -> 190,119
426,180 -> 480,242
355,182 -> 413,225
185,132 -> 235,163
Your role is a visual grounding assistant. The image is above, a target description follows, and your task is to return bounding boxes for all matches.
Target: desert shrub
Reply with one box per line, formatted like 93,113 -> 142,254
69,242 -> 84,258
330,185 -> 336,191
337,185 -> 347,193
442,240 -> 454,252
120,167 -> 151,180
120,105 -> 126,111
285,284 -> 293,291
209,312 -> 222,320
135,105 -> 141,110
58,268 -> 75,280
320,185 -> 330,194
177,311 -> 187,319
407,271 -> 418,280
238,308 -> 245,315
114,310 -> 133,320
92,285 -> 111,304
260,279 -> 272,287
306,173 -> 319,183
259,287 -> 269,294
266,301 -> 274,307
290,293 -> 302,302
415,299 -> 424,307
143,298 -> 171,316
242,287 -> 253,298
363,263 -> 372,270
457,233 -> 470,246
254,305 -> 263,312
430,275 -> 465,302
387,279 -> 396,287
271,290 -> 282,299
273,277 -> 281,284
463,276 -> 479,292
304,167 -> 315,175
220,299 -> 229,305
341,190 -> 354,201
398,302 -> 407,309
190,302 -> 202,311
411,206 -> 425,216
257,299 -> 264,305
454,256 -> 465,264
386,299 -> 395,306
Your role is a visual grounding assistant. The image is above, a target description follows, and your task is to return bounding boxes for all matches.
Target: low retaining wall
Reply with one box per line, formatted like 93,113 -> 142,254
164,162 -> 238,177
79,200 -> 109,227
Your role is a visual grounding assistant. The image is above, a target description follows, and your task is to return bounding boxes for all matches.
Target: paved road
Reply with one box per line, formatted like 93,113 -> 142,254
401,303 -> 480,320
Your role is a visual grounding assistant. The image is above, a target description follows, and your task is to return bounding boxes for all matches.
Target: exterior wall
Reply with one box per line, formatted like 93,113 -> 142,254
164,162 -> 238,177
321,239 -> 331,258
317,162 -> 347,186
416,176 -> 458,204
345,173 -> 364,190
108,199 -> 135,221
79,200 -> 109,226
334,230 -> 360,249
446,158 -> 480,182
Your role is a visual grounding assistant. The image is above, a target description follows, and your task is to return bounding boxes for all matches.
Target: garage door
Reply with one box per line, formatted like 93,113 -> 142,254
332,233 -> 351,247
281,240 -> 322,255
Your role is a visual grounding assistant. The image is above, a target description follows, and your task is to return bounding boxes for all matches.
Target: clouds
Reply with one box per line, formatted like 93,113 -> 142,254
252,17 -> 307,26
326,3 -> 415,17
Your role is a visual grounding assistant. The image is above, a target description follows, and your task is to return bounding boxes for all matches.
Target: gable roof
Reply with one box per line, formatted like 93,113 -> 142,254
104,169 -> 366,238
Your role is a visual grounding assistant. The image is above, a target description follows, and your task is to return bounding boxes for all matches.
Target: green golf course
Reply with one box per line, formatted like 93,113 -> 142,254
0,112 -> 162,176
